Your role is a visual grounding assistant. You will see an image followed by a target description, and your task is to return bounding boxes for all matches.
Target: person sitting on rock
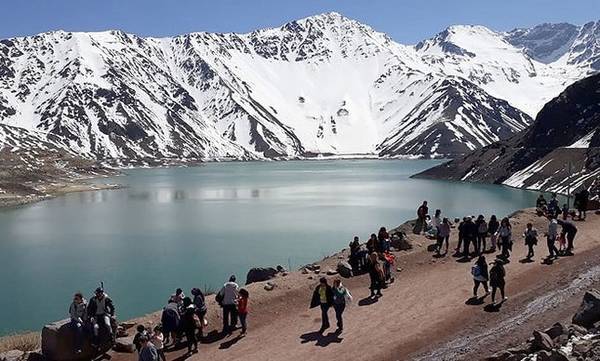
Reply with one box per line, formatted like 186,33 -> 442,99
310,277 -> 334,333
138,335 -> 158,361
68,292 -> 87,354
87,287 -> 115,347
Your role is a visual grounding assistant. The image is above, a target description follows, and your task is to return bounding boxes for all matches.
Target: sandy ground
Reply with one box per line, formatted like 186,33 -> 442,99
106,209 -> 600,361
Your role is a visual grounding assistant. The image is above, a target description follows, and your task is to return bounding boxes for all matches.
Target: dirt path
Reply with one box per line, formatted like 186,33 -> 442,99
112,209 -> 600,361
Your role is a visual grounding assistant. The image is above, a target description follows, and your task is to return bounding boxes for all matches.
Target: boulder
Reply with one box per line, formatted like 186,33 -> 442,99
390,232 -> 412,250
544,322 -> 566,340
0,350 -> 24,361
573,290 -> 600,327
533,330 -> 554,351
245,267 -> 278,285
113,335 -> 135,353
568,323 -> 589,337
42,318 -> 113,361
336,261 -> 353,278
264,282 -> 276,291
326,269 -> 338,276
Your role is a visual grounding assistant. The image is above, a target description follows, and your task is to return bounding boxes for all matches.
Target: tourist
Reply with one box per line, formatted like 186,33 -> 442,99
489,260 -> 507,305
456,217 -> 466,254
546,216 -> 560,260
536,194 -> 548,215
169,288 -> 185,311
310,277 -> 334,333
133,325 -> 148,353
191,288 -> 208,334
68,292 -> 87,354
138,335 -> 158,361
498,218 -> 512,260
562,204 -> 570,220
523,223 -> 538,260
437,217 -> 451,255
238,288 -> 249,335
367,233 -> 378,254
349,236 -> 361,272
575,188 -> 590,221
368,252 -> 384,298
217,275 -> 240,334
87,287 -> 115,345
160,299 -> 180,346
548,193 -> 560,217
378,227 -> 390,252
151,326 -> 166,361
488,215 -> 500,252
332,279 -> 352,332
181,299 -> 198,355
471,255 -> 490,298
463,217 -> 478,258
476,215 -> 488,254
415,201 -> 429,234
557,219 -> 578,256
382,250 -> 395,282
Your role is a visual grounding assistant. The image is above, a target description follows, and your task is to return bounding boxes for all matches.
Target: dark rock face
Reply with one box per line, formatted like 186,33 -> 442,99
336,261 -> 353,278
573,289 -> 600,327
506,23 -> 579,63
41,318 -> 113,361
415,73 -> 600,197
245,267 -> 278,285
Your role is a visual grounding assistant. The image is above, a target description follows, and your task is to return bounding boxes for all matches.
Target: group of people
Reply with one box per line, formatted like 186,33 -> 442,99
68,287 -> 116,354
310,278 -> 353,333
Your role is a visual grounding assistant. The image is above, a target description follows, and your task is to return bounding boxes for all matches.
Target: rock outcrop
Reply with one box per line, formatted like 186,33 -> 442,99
573,290 -> 600,327
41,319 -> 113,361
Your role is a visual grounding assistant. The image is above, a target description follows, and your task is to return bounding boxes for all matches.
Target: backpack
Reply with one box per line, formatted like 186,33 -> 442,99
471,264 -> 482,278
478,222 -> 488,234
215,291 -> 224,307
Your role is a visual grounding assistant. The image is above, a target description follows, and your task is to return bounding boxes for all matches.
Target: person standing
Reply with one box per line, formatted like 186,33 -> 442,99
181,301 -> 198,355
160,299 -> 180,346
68,292 -> 87,354
332,279 -> 352,332
476,215 -> 488,254
310,277 -> 334,333
557,219 -> 578,256
489,260 -> 507,305
456,217 -> 467,254
488,215 -> 500,252
138,336 -> 158,361
416,201 -> 429,234
523,223 -> 538,260
463,217 -> 478,258
217,275 -> 240,334
87,287 -> 115,346
437,218 -> 451,255
151,326 -> 166,361
366,233 -> 378,254
546,216 -> 560,260
471,255 -> 490,298
191,288 -> 208,333
576,188 -> 589,221
238,289 -> 249,336
367,252 -> 384,298
548,193 -> 560,217
349,236 -> 361,273
378,227 -> 390,252
498,218 -> 512,261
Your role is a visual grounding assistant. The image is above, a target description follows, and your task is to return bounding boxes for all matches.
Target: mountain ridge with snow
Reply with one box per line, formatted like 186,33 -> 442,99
0,12 -> 598,163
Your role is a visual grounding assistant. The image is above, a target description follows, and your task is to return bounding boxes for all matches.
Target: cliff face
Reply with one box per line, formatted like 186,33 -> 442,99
414,73 -> 600,197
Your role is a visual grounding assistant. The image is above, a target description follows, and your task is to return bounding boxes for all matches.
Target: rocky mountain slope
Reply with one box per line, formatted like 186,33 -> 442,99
415,73 -> 600,197
0,13 -> 598,162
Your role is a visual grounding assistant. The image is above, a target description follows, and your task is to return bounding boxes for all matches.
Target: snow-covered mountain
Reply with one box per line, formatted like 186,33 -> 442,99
0,13 -> 598,162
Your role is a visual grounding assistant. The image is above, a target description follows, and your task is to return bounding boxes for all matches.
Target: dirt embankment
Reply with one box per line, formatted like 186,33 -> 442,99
99,209 -> 600,361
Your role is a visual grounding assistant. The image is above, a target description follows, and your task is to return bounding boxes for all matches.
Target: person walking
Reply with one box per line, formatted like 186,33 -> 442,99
523,223 -> 539,260
87,287 -> 115,346
476,215 -> 488,254
367,252 -> 384,298
488,215 -> 500,252
489,260 -> 507,305
68,292 -> 87,354
310,277 -> 334,333
437,217 -> 451,255
416,201 -> 429,234
546,216 -> 560,260
238,289 -> 249,336
217,275 -> 240,334
557,219 -> 578,255
498,218 -> 512,261
332,279 -> 352,332
471,255 -> 490,298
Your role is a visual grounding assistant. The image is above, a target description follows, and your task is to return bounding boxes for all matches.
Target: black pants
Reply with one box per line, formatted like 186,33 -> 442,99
333,303 -> 345,329
526,243 -> 535,258
547,237 -> 559,258
185,330 -> 197,352
473,280 -> 489,296
457,236 -> 463,252
222,304 -> 238,332
320,304 -> 331,330
477,234 -> 487,254
566,231 -> 577,251
500,237 -> 511,258
464,237 -> 474,256
491,284 -> 505,302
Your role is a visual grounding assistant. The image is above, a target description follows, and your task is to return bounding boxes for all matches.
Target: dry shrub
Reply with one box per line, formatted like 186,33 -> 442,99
0,331 -> 41,353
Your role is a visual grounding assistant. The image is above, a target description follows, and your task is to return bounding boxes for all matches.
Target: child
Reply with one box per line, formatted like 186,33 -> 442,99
238,289 -> 249,335
558,233 -> 567,253
133,324 -> 147,353
151,325 -> 166,361
382,251 -> 395,283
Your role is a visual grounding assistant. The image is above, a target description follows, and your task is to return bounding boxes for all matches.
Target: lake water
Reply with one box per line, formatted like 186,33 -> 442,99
0,159 -> 544,334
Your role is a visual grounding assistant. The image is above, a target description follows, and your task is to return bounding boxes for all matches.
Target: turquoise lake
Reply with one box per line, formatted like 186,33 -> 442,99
0,159 -> 545,334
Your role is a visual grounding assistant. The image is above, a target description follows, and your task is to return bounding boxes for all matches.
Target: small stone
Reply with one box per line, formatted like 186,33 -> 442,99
544,322 -> 565,340
396,267 -> 403,272
264,282 -> 276,291
533,330 -> 554,351
301,268 -> 309,274
326,269 -> 338,276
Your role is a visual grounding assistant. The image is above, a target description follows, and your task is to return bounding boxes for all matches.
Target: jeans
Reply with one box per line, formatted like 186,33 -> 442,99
69,319 -> 84,350
239,313 -> 247,333
547,236 -> 559,258
222,304 -> 238,332
527,243 -> 535,258
477,234 -> 487,254
473,280 -> 489,296
333,303 -> 345,329
320,304 -> 331,330
492,285 -> 505,302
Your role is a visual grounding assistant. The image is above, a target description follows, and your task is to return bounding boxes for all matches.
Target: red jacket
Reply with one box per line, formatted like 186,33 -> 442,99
238,297 -> 248,314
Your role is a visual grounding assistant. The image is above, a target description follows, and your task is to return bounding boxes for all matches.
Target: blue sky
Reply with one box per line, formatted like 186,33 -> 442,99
1,0 -> 599,43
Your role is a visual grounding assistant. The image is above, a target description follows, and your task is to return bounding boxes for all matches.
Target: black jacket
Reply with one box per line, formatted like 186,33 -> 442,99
464,221 -> 478,240
310,285 -> 333,308
87,295 -> 115,318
